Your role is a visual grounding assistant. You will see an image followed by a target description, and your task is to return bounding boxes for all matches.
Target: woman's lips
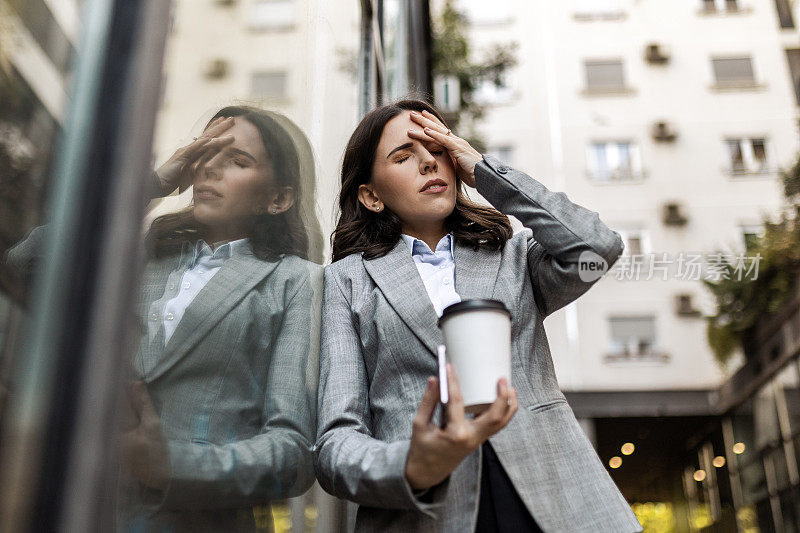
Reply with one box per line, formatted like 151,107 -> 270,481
420,185 -> 448,194
194,190 -> 222,200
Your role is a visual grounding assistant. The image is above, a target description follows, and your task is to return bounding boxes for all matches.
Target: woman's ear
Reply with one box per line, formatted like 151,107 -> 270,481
264,186 -> 295,215
357,184 -> 384,213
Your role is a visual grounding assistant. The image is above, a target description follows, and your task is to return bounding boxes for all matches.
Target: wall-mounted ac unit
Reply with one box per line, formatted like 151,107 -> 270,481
652,121 -> 677,142
663,202 -> 688,227
675,294 -> 701,317
645,43 -> 670,64
205,59 -> 229,79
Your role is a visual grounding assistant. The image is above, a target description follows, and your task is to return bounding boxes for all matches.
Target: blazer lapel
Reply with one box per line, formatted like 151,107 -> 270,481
144,252 -> 281,382
363,240 -> 443,357
453,239 -> 502,301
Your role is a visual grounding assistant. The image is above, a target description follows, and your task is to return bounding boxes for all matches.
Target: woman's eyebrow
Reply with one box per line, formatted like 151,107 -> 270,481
228,147 -> 257,162
386,142 -> 413,159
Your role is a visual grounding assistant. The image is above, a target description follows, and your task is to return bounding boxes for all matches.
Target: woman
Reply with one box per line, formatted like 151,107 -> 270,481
314,99 -> 642,532
7,106 -> 321,531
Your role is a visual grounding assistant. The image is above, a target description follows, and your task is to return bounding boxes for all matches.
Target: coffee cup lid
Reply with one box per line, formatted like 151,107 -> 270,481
438,299 -> 511,327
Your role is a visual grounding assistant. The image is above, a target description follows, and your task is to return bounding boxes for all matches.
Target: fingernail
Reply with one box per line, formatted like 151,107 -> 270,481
410,110 -> 419,115
409,129 -> 417,133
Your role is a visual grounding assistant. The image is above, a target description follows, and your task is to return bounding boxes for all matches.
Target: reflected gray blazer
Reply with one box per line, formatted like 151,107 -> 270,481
5,231 -> 321,531
314,155 -> 642,532
128,250 -> 321,530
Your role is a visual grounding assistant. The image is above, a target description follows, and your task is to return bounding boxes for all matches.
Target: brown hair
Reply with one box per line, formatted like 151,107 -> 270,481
331,99 -> 512,262
146,106 -> 322,262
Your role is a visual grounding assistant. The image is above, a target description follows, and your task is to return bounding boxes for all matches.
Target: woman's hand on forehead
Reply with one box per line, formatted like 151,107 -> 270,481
407,110 -> 483,188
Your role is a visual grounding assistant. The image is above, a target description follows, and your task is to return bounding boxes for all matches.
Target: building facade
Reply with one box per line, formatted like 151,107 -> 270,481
455,0 -> 800,529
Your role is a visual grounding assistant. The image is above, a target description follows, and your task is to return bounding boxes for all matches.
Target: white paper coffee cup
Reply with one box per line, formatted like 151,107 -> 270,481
438,299 -> 511,414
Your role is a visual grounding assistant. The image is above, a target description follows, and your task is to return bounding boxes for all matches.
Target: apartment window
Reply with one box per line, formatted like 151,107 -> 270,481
726,138 -> 768,174
616,229 -> 649,256
575,0 -> 624,20
250,0 -> 294,30
740,224 -> 764,249
250,71 -> 288,99
712,57 -> 755,86
486,145 -> 514,166
473,79 -> 513,106
702,0 -> 740,12
608,316 -> 658,358
461,0 -> 512,25
786,49 -> 800,105
584,60 -> 627,92
775,0 -> 795,27
587,141 -> 642,181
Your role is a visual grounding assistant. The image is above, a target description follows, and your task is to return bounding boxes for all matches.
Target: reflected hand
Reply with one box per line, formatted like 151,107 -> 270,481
404,364 -> 517,490
154,116 -> 235,194
407,110 -> 483,188
121,381 -> 170,491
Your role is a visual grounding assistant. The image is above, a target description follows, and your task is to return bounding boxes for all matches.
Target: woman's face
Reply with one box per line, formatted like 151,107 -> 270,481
365,111 -> 457,231
192,117 -> 275,236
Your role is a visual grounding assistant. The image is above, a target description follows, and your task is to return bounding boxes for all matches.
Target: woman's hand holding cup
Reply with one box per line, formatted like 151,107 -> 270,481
404,363 -> 517,491
154,116 -> 236,195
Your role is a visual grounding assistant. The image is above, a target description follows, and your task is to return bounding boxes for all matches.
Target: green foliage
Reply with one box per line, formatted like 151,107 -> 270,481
431,0 -> 517,148
704,202 -> 800,365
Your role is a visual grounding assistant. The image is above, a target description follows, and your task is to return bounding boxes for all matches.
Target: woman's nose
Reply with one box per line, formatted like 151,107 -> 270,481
420,149 -> 438,174
201,152 -> 224,179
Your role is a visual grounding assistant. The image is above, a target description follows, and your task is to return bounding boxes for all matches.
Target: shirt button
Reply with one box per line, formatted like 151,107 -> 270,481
150,313 -> 158,321
183,282 -> 191,289
165,312 -> 175,321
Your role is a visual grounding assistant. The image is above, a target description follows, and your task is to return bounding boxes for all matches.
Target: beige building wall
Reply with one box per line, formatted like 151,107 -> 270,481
455,0 -> 799,391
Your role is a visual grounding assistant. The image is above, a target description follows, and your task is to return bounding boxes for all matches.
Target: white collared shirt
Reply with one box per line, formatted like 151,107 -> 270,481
148,238 -> 250,345
400,233 -> 462,317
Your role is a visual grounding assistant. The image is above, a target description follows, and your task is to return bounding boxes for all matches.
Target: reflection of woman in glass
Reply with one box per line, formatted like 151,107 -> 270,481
315,99 -> 641,532
8,106 -> 321,531
121,106 -> 321,530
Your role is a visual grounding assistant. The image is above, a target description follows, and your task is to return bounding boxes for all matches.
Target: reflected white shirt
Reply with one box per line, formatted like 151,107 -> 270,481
154,238 -> 250,345
400,233 -> 462,317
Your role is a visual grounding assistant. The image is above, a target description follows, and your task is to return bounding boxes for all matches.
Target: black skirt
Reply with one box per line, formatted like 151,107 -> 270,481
475,441 -> 545,533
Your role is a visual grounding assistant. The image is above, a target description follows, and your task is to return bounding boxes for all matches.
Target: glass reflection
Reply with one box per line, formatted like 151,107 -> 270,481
5,106 -> 322,531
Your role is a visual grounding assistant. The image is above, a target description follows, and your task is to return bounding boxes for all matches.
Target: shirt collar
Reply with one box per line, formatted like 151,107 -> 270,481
400,233 -> 455,259
181,237 -> 251,267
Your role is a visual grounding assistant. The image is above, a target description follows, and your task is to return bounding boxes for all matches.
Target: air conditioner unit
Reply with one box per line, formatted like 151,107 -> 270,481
645,43 -> 670,64
205,59 -> 229,79
663,202 -> 688,226
652,121 -> 677,142
675,294 -> 701,317
216,0 -> 236,5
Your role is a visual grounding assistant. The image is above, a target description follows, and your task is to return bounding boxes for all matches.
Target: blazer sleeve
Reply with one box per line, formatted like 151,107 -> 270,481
313,266 -> 449,518
158,263 -> 322,509
475,154 -> 624,317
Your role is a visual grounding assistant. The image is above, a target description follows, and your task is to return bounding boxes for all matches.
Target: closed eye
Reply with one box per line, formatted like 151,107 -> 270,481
395,155 -> 410,164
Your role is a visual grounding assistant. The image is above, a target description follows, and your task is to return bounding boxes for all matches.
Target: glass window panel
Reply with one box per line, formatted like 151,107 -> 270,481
727,139 -> 745,172
585,60 -> 625,90
751,138 -> 767,170
609,316 -> 656,356
250,71 -> 288,99
250,0 -> 295,30
713,57 -> 755,84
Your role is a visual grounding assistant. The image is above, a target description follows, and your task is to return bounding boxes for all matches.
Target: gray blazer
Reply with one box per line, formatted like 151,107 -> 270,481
6,230 -> 322,531
314,155 -> 642,532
